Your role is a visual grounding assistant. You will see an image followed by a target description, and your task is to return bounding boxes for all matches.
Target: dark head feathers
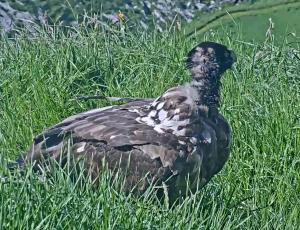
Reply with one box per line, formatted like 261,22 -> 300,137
186,41 -> 237,77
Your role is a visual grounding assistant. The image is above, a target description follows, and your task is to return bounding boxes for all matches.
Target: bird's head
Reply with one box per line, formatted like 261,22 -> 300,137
186,41 -> 237,80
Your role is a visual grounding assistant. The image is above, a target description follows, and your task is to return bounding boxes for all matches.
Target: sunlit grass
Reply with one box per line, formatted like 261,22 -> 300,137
186,0 -> 300,43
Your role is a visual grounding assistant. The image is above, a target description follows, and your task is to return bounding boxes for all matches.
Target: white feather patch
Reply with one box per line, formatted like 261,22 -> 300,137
154,125 -> 165,134
148,110 -> 157,117
151,97 -> 161,107
156,102 -> 165,110
174,108 -> 181,114
172,115 -> 180,121
158,109 -> 168,121
178,140 -> 186,145
190,137 -> 197,144
172,128 -> 186,136
137,116 -> 156,126
76,143 -> 86,153
128,108 -> 140,113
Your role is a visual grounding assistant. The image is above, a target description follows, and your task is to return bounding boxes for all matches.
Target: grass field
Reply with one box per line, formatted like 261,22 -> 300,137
186,0 -> 300,43
0,19 -> 300,229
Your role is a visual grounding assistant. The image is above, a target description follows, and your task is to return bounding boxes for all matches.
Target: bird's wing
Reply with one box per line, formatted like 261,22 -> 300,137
24,99 -> 187,172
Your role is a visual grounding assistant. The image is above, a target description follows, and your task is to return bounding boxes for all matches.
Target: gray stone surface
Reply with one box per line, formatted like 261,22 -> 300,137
0,0 -> 248,34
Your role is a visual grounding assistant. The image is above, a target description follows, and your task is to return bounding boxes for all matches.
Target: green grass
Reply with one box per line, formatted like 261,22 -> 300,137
0,22 -> 300,228
222,3 -> 300,42
185,0 -> 300,43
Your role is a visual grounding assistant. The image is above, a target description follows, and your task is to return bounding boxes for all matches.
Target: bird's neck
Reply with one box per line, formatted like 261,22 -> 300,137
190,75 -> 221,114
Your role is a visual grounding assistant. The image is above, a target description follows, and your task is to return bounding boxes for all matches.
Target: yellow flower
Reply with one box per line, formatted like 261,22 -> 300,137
117,12 -> 125,22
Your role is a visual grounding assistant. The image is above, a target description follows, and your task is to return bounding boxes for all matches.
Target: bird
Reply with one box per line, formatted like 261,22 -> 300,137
8,41 -> 236,201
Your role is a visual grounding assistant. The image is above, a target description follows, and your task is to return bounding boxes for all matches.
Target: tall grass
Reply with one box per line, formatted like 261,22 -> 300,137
0,22 -> 299,229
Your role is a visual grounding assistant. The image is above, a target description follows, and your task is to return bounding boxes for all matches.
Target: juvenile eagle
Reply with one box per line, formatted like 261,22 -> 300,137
10,42 -> 236,200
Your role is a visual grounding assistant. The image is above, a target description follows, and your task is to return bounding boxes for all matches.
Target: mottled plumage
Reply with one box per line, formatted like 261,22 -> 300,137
10,41 -> 236,200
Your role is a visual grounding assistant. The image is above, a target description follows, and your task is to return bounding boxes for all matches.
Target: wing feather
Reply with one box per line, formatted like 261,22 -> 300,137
24,100 -> 189,172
